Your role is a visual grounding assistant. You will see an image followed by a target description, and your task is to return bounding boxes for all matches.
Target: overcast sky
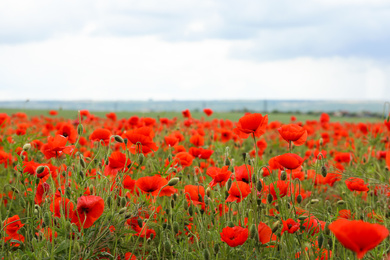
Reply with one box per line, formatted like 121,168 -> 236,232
0,0 -> 390,101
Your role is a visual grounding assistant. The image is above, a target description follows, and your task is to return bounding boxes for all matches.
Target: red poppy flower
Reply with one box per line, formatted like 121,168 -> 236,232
345,177 -> 369,192
3,233 -> 25,247
71,195 -> 104,229
258,222 -> 277,245
50,197 -> 75,219
203,108 -> 213,116
269,180 -> 289,200
234,165 -> 253,183
89,128 -> 112,145
182,109 -> 191,118
172,152 -> 193,168
233,113 -> 268,139
41,135 -> 74,159
56,123 -> 78,143
386,148 -> 390,170
184,185 -> 205,207
226,181 -> 251,203
189,147 -> 214,160
164,135 -> 179,147
49,110 -> 58,116
278,124 -> 307,146
122,127 -> 158,155
220,226 -> 248,247
275,153 -> 304,170
206,166 -> 232,188
106,112 -> 117,121
104,151 -> 131,177
3,215 -> 24,236
136,175 -> 176,197
301,215 -> 321,236
190,134 -> 204,147
329,219 -> 389,259
281,218 -> 300,235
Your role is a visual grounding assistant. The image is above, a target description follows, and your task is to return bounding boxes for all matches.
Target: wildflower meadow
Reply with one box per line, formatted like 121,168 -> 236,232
1,108 -> 390,259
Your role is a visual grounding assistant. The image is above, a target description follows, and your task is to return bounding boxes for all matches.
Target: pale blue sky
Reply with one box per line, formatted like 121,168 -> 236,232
0,0 -> 389,100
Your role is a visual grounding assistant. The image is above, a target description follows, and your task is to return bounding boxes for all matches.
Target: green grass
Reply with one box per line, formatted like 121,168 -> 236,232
0,108 -> 382,123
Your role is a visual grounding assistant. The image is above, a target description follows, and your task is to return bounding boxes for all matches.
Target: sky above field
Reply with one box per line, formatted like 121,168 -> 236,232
0,0 -> 390,101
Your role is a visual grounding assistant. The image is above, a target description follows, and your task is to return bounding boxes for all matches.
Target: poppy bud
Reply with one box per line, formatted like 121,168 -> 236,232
206,187 -> 211,197
119,207 -> 127,214
203,249 -> 210,260
137,218 -> 143,228
36,165 -> 46,174
184,202 -> 189,211
272,221 -> 281,233
321,166 -> 327,178
310,199 -> 319,204
120,197 -> 126,207
170,199 -> 175,208
298,215 -> 307,221
226,179 -> 232,191
167,154 -> 172,162
250,224 -> 257,239
256,181 -> 263,192
80,156 -> 86,168
318,233 -> 325,248
106,196 -> 112,207
336,200 -> 345,205
77,124 -> 84,136
173,221 -> 179,234
23,143 -> 31,151
138,153 -> 144,165
44,212 -> 50,225
65,186 -> 71,198
168,177 -> 180,186
242,153 -> 247,161
19,197 -> 26,208
280,171 -> 287,181
267,193 -> 273,204
225,157 -> 230,166
188,205 -> 194,216
297,194 -> 303,204
251,173 -> 256,184
214,243 -> 220,254
227,221 -> 235,228
114,135 -> 124,143
164,241 -> 171,253
124,138 -> 128,145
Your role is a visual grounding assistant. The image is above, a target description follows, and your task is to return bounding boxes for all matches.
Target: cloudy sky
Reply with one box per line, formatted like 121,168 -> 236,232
0,0 -> 390,101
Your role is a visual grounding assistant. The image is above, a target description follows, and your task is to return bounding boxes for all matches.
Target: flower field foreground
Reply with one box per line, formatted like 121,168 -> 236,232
1,110 -> 390,259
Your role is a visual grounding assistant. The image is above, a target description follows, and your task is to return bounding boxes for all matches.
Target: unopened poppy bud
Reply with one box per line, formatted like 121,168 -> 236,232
226,179 -> 232,190
184,202 -> 189,210
167,154 -> 172,162
65,186 -> 71,198
77,124 -> 84,136
214,243 -> 220,254
120,197 -> 126,207
280,171 -> 287,181
114,135 -> 124,143
325,223 -> 330,235
23,143 -> 31,151
310,199 -> 319,204
10,186 -> 20,194
251,173 -> 256,184
318,233 -> 325,248
188,205 -> 194,216
206,187 -> 211,197
250,224 -> 257,239
168,177 -> 179,186
170,199 -> 175,208
19,197 -> 26,208
80,157 -> 86,168
137,218 -> 143,228
319,138 -> 323,146
321,166 -> 327,178
256,181 -> 263,192
203,249 -> 210,260
138,153 -> 144,165
293,194 -> 302,205
267,194 -> 273,204
173,221 -> 179,234
225,157 -> 230,166
227,221 -> 235,228
164,241 -> 171,253
242,153 -> 247,161
34,209 -> 39,216
106,196 -> 112,207
43,212 -> 50,225
119,207 -> 127,214
36,165 -> 46,174
298,215 -> 307,221
198,194 -> 203,203
272,221 -> 281,233
336,200 -> 345,205
74,241 -> 81,253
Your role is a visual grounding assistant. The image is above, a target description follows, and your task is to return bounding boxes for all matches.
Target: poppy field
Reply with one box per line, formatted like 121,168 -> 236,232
1,109 -> 390,259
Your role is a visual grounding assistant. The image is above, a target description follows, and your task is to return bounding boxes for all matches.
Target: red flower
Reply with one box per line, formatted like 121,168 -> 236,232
122,127 -> 158,155
3,215 -> 24,236
345,177 -> 369,192
226,181 -> 251,203
41,135 -> 74,159
233,113 -> 268,139
104,151 -> 131,177
49,110 -> 58,116
275,153 -> 304,170
50,197 -> 75,219
206,166 -> 232,188
89,128 -> 112,145
71,195 -> 104,229
56,123 -> 78,143
234,165 -> 253,183
220,226 -> 248,247
281,218 -> 300,234
182,109 -> 191,118
172,152 -> 193,168
184,185 -> 205,207
278,124 -> 307,146
190,134 -> 204,147
203,108 -> 213,116
258,222 -> 277,245
136,175 -> 176,197
189,147 -> 214,160
329,219 -> 389,259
